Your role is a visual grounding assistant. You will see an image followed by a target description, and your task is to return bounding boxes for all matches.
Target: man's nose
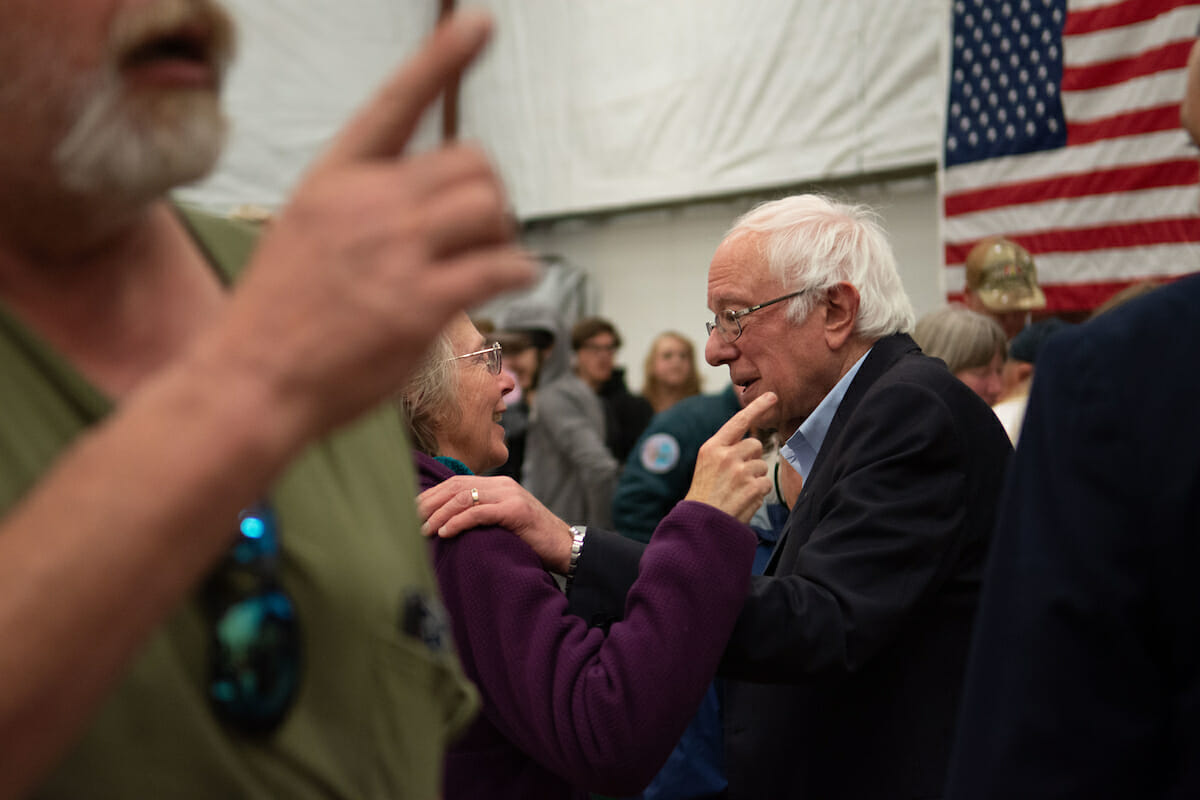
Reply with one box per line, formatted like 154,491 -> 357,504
705,330 -> 736,366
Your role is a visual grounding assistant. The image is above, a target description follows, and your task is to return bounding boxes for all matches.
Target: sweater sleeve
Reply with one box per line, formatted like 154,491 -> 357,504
433,500 -> 755,795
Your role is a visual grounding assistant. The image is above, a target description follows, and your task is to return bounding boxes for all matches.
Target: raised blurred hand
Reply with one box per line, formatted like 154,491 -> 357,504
205,10 -> 537,443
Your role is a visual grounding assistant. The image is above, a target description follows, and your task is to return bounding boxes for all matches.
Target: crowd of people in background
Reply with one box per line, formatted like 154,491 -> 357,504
3,2 -> 1200,799
472,314 -> 706,536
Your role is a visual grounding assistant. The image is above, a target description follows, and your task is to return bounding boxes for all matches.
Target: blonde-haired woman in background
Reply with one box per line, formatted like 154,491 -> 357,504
641,331 -> 702,415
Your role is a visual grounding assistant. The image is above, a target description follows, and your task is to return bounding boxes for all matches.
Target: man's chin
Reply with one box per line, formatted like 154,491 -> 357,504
55,86 -> 226,200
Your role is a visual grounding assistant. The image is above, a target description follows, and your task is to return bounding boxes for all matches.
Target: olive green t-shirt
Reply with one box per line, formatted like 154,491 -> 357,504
0,207 -> 477,798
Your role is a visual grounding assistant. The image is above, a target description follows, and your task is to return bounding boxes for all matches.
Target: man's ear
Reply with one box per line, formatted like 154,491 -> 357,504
823,282 -> 860,349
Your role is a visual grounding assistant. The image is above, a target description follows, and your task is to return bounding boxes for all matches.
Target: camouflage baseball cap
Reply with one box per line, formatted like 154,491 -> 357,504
965,237 -> 1047,312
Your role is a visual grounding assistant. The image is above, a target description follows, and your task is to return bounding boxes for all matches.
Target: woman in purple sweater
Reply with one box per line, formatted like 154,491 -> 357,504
400,313 -> 771,800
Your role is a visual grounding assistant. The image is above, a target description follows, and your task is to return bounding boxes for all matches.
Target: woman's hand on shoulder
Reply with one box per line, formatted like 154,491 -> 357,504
418,475 -> 574,572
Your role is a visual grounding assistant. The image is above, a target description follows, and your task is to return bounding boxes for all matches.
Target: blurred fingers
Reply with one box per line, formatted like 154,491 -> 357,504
317,10 -> 493,167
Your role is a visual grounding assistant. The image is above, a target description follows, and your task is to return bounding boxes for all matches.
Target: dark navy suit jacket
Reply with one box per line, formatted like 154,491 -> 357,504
947,273 -> 1200,799
570,333 -> 1012,799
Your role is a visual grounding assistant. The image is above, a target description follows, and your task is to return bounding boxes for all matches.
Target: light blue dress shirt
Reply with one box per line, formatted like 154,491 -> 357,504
779,349 -> 872,481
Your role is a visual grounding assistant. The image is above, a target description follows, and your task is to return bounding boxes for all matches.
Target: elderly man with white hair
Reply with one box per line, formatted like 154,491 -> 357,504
422,193 -> 1013,800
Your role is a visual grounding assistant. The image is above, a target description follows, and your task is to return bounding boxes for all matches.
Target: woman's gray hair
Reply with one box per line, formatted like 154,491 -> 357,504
399,332 -> 459,456
912,306 -> 1007,374
727,194 -> 916,340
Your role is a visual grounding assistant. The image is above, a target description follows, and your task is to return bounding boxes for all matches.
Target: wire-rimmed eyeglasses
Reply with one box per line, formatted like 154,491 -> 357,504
447,341 -> 503,375
706,289 -> 807,343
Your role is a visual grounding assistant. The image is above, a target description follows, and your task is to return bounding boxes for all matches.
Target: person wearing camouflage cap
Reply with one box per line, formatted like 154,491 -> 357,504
963,236 -> 1047,339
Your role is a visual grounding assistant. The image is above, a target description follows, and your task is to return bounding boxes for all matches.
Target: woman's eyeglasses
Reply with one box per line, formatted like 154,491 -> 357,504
206,502 -> 301,734
447,341 -> 503,375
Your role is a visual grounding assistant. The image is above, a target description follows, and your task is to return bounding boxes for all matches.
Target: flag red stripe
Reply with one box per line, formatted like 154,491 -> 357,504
1040,279 -> 1163,311
944,217 -> 1200,264
1061,40 -> 1193,91
1066,103 -> 1182,146
944,158 -> 1199,217
1065,0 -> 1197,36
1016,217 -> 1200,253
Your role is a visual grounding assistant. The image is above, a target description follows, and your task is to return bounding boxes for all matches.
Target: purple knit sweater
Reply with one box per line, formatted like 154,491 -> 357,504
416,452 -> 755,800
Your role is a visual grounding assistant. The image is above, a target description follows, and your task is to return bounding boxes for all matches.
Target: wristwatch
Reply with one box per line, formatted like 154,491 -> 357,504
565,525 -> 587,590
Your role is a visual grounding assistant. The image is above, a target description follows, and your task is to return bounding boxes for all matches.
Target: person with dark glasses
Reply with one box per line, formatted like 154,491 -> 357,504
400,312 -> 776,800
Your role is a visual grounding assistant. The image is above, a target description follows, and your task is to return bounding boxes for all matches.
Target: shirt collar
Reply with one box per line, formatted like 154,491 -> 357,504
779,348 -> 872,481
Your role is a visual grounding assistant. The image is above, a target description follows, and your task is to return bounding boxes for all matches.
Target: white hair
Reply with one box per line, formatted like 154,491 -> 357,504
912,306 -> 1006,373
728,194 -> 916,340
399,332 -> 459,457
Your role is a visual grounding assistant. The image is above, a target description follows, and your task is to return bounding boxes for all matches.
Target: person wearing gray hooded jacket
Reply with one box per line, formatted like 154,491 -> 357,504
489,301 -> 570,482
523,316 -> 625,528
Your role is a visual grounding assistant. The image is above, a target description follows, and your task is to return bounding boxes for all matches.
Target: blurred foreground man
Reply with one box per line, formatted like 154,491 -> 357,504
945,34 -> 1200,800
0,1 -> 534,797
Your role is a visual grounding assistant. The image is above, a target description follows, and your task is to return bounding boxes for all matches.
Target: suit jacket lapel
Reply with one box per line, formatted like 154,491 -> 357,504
764,333 -> 922,575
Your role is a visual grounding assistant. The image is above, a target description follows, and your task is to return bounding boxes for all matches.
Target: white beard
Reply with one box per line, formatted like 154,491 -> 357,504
53,68 -> 228,203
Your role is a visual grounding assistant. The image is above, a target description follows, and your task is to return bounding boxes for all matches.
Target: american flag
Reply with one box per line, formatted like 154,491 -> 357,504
942,0 -> 1200,311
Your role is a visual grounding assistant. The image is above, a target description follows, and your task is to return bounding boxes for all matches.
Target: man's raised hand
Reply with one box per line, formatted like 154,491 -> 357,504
212,11 -> 536,441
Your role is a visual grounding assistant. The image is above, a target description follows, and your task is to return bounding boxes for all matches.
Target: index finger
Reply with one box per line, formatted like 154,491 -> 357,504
710,392 -> 778,446
316,10 -> 493,167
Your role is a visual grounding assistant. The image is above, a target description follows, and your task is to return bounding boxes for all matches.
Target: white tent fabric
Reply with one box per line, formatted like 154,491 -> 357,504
179,0 -> 443,212
465,0 -> 946,218
178,0 -> 947,219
